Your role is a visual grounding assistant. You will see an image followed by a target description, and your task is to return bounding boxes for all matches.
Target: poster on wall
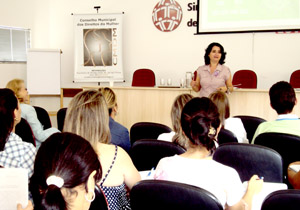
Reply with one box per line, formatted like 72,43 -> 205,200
73,13 -> 123,82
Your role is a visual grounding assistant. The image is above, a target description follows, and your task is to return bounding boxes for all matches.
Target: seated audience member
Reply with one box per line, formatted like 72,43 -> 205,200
29,132 -> 102,210
6,79 -> 60,148
0,88 -> 36,179
99,87 -> 131,153
288,161 -> 300,189
63,90 -> 141,210
209,91 -> 248,143
252,81 -> 300,143
157,93 -> 193,149
154,97 -> 263,210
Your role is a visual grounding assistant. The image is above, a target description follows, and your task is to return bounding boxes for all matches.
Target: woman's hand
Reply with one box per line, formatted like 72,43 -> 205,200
228,175 -> 263,210
190,76 -> 201,92
17,201 -> 33,210
217,86 -> 227,93
190,80 -> 197,88
247,175 -> 263,195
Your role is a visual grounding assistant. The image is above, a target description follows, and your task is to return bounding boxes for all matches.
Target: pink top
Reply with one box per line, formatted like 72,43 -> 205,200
196,64 -> 231,97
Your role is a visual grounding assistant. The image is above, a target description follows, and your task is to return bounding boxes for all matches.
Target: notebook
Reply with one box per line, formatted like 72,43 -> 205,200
0,168 -> 28,210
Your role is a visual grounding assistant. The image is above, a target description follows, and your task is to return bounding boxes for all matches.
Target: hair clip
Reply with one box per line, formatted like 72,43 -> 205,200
46,175 -> 64,188
208,126 -> 216,135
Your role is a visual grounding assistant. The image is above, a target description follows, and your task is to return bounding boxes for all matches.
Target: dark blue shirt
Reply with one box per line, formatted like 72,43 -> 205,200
109,117 -> 131,153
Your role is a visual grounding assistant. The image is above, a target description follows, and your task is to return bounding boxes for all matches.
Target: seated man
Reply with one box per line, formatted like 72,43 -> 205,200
252,81 -> 300,143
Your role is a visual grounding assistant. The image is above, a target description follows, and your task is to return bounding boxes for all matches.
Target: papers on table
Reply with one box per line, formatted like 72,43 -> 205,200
243,181 -> 287,210
0,168 -> 28,210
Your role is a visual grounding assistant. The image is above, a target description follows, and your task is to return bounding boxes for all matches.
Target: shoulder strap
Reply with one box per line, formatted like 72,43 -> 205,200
100,145 -> 118,186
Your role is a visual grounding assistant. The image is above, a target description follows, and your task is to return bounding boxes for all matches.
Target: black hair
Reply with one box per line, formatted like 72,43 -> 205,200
29,132 -> 102,210
269,81 -> 296,114
204,42 -> 226,65
0,88 -> 18,151
181,97 -> 220,152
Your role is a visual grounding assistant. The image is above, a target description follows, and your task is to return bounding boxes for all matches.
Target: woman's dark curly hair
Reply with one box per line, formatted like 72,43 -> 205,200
204,42 -> 226,65
181,97 -> 220,152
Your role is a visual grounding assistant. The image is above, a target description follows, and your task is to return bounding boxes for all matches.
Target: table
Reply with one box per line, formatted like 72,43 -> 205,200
61,87 -> 300,130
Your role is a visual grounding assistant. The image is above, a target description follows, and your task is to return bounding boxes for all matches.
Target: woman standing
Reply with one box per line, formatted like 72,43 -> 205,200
190,42 -> 233,97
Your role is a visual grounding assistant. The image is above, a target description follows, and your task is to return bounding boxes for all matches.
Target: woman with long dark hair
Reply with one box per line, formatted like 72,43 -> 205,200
0,88 -> 35,177
30,132 -> 102,210
154,97 -> 262,210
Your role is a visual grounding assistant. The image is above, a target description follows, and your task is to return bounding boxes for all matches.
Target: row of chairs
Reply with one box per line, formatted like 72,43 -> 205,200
128,117 -> 300,208
229,69 -> 300,89
128,117 -> 300,188
129,115 -> 266,145
16,106 -> 300,209
129,140 -> 284,182
130,179 -> 300,210
132,68 -> 300,89
254,132 -> 300,185
26,107 -> 300,187
40,109 -> 267,147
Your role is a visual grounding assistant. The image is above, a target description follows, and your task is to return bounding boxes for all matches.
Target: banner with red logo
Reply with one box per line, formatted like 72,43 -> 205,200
73,13 -> 123,83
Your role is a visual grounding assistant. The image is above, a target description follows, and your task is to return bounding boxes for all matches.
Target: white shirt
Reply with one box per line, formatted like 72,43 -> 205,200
157,131 -> 175,142
154,155 -> 245,208
224,117 -> 249,143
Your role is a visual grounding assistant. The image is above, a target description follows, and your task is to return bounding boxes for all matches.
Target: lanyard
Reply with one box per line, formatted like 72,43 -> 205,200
276,118 -> 299,121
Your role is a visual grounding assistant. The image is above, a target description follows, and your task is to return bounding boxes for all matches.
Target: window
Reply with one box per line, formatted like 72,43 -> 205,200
0,26 -> 30,62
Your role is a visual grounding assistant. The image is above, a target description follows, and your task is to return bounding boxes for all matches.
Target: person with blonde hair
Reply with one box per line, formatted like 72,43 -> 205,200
63,90 -> 141,210
158,93 -> 193,149
99,87 -> 130,153
6,79 -> 60,148
209,91 -> 248,143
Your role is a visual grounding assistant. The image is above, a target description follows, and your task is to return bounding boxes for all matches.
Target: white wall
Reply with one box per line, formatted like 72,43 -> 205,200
1,0 -> 300,90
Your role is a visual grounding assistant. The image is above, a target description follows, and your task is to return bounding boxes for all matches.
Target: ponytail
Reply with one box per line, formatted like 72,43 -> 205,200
30,174 -> 67,210
29,133 -> 102,210
187,114 -> 216,152
181,97 -> 220,153
40,185 -> 67,210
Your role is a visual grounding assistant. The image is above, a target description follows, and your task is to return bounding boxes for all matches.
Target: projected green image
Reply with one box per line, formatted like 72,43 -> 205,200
207,0 -> 300,22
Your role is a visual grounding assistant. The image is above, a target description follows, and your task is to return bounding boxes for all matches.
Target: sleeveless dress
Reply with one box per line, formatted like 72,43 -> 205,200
100,145 -> 131,210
